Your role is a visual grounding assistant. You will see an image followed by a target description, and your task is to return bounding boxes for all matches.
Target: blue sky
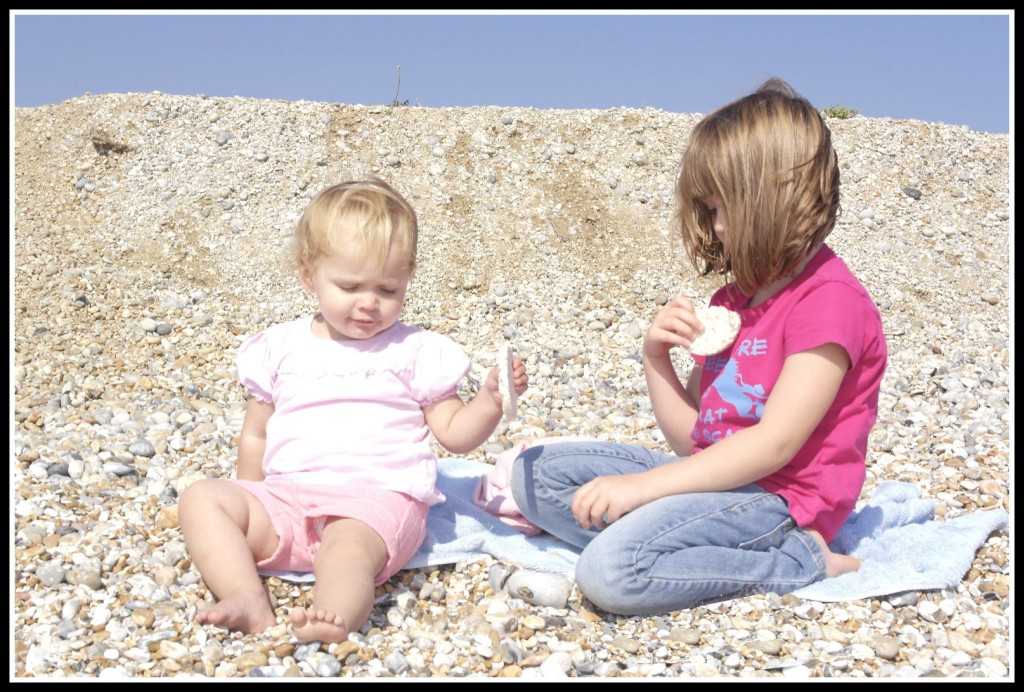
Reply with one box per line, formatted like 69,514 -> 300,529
10,10 -> 1013,134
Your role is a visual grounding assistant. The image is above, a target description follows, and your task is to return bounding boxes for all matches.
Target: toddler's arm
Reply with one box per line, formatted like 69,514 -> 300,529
236,397 -> 274,481
424,357 -> 528,454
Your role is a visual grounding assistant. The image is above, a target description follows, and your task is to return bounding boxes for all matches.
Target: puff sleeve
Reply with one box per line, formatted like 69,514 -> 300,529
407,332 -> 472,406
235,331 -> 276,403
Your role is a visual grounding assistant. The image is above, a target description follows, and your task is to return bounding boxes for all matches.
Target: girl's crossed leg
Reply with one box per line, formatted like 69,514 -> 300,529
511,441 -> 829,615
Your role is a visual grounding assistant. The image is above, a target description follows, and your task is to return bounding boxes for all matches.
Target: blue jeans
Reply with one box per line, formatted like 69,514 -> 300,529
510,441 -> 827,615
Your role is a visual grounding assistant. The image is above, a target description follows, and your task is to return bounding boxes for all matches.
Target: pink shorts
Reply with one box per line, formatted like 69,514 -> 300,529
232,477 -> 429,586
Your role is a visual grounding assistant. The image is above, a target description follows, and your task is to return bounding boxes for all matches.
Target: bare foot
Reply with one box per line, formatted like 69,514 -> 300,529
289,607 -> 350,643
808,530 -> 862,578
195,595 -> 276,635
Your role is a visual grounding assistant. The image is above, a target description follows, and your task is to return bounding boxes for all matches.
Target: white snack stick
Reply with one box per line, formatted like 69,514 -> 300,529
496,343 -> 518,420
687,305 -> 741,356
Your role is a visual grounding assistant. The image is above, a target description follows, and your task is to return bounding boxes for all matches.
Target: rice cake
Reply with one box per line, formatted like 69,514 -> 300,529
688,305 -> 741,356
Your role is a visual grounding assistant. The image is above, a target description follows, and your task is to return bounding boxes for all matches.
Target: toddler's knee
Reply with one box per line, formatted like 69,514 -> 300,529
177,479 -> 218,518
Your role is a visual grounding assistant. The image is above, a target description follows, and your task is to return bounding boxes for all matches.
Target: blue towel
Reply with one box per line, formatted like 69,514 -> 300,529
265,461 -> 1007,603
791,481 -> 1008,602
405,457 -> 581,577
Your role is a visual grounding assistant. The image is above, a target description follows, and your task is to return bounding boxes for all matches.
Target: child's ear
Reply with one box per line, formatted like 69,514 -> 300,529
298,261 -> 315,293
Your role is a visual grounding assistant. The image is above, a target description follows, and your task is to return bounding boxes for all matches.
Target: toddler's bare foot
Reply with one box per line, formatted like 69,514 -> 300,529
289,607 -> 350,643
808,530 -> 862,579
195,595 -> 276,635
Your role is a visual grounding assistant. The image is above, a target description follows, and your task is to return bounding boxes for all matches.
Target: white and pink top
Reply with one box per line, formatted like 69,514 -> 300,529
237,316 -> 471,505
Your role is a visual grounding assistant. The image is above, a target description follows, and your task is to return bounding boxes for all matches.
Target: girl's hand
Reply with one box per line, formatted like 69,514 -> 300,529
643,297 -> 703,360
572,473 -> 654,530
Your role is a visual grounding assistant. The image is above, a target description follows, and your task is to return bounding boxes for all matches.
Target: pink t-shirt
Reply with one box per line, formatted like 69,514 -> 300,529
691,245 -> 888,542
236,316 -> 471,505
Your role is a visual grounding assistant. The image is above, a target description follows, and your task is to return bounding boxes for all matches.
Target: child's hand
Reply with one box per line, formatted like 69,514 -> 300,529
643,297 -> 703,360
482,356 -> 528,408
511,356 -> 528,395
481,366 -> 503,401
572,473 -> 653,530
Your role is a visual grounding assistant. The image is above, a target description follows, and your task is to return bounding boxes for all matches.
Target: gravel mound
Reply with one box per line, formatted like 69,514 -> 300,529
13,92 -> 1010,679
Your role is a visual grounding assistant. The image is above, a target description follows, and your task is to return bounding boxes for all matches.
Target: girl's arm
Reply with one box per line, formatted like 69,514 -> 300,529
642,297 -> 705,455
424,357 -> 528,455
574,343 -> 850,529
643,351 -> 702,455
236,397 -> 274,481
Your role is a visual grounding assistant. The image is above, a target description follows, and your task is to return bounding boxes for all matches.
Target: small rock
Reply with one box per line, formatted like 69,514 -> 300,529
504,571 -> 572,609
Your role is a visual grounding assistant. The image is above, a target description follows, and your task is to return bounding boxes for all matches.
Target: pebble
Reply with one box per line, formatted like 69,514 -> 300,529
13,94 -> 1009,679
504,570 -> 573,608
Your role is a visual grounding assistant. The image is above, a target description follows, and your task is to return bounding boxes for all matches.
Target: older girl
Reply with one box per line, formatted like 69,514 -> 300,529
512,79 -> 887,615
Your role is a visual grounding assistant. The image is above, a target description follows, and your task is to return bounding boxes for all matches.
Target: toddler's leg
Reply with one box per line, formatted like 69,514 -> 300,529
178,479 -> 280,634
289,518 -> 388,643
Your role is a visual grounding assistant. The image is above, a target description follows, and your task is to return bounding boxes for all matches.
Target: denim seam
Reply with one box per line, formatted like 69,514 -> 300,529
627,497 -> 815,590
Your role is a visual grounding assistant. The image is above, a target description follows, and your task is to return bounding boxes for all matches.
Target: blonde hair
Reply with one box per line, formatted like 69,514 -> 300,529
291,177 -> 418,275
673,78 -> 841,297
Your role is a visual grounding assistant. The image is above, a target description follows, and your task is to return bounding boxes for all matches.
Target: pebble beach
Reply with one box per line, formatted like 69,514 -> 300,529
12,92 -> 1011,679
